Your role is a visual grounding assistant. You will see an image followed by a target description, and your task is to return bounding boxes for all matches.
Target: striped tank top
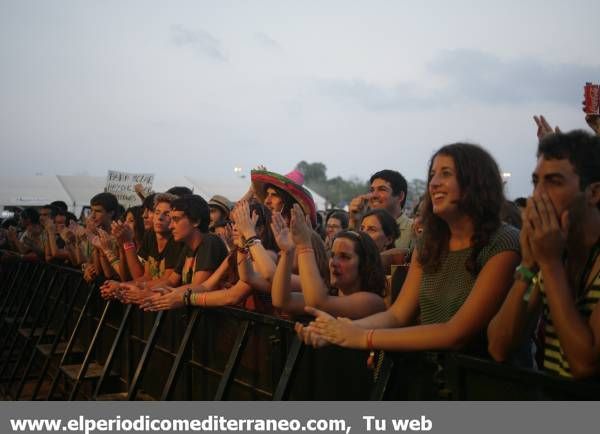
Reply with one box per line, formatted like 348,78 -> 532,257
540,244 -> 600,377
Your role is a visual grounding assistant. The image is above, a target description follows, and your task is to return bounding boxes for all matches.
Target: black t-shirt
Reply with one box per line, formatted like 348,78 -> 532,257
46,233 -> 67,265
175,233 -> 228,285
55,234 -> 66,250
139,232 -> 185,279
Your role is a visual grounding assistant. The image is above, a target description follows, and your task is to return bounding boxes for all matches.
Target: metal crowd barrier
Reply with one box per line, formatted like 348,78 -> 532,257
1,260 -> 598,400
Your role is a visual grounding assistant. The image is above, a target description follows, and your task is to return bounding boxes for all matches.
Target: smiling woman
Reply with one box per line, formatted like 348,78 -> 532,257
302,143 -> 521,362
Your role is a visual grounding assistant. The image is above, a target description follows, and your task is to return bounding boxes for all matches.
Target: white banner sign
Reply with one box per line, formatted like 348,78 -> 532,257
104,170 -> 154,208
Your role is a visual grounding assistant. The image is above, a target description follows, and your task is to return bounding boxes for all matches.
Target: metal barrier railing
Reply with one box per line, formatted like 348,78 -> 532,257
1,260 -> 598,400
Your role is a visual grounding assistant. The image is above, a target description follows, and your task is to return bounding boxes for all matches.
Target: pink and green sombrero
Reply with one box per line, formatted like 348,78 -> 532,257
251,169 -> 317,226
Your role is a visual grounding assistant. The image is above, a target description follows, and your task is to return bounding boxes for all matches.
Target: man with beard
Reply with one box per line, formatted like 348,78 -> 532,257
348,170 -> 412,251
488,130 -> 600,379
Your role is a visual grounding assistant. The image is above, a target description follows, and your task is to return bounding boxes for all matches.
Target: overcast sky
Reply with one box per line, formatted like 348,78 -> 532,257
1,0 -> 599,198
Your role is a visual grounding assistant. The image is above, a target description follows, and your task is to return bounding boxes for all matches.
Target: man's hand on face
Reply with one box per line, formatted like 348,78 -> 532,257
349,194 -> 370,217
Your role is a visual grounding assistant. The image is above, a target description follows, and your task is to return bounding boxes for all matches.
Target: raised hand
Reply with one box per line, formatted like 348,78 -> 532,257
134,183 -> 145,195
270,212 -> 294,252
89,234 -> 102,251
349,193 -> 370,218
290,204 -> 312,247
97,228 -> 116,253
231,200 -> 258,240
71,222 -> 86,240
60,227 -> 76,245
216,222 -> 235,250
111,220 -> 133,244
585,114 -> 600,136
533,115 -> 560,141
85,215 -> 97,235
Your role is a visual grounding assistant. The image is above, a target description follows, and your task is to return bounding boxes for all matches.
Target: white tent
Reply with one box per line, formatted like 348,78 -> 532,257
0,174 -> 329,214
0,176 -> 73,208
57,175 -> 105,211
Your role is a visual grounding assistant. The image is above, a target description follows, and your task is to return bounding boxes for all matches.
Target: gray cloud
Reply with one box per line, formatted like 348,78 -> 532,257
430,49 -> 600,105
170,24 -> 226,61
317,79 -> 437,111
318,49 -> 600,111
254,32 -> 283,53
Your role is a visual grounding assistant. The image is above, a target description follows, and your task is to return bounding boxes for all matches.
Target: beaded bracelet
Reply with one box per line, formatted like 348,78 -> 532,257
183,288 -> 192,307
245,238 -> 262,249
244,235 -> 260,245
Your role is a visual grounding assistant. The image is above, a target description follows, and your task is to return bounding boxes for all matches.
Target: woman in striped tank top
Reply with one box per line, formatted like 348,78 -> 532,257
298,143 -> 521,357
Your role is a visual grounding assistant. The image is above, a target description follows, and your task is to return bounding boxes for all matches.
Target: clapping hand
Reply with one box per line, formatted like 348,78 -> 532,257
99,280 -> 120,300
270,212 -> 294,252
140,287 -> 183,311
111,220 -> 133,245
231,201 -> 258,240
290,204 -> 312,247
307,307 -> 367,349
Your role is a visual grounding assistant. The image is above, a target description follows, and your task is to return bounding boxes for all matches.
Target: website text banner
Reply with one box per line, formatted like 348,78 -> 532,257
1,402 -> 597,434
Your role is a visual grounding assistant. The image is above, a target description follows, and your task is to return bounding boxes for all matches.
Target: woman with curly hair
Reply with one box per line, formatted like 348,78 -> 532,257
301,143 -> 520,357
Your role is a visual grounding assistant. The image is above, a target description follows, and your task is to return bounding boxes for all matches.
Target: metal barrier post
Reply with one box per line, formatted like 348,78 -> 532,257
160,309 -> 200,401
30,277 -> 84,400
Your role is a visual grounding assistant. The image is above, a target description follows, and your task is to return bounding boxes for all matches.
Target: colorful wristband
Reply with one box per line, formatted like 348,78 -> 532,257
515,264 -> 536,283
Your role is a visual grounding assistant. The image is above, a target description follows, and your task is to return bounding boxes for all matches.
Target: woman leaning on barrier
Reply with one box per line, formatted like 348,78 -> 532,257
299,143 -> 521,359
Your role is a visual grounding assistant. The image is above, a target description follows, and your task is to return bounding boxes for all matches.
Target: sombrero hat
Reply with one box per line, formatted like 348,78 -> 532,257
251,169 -> 317,226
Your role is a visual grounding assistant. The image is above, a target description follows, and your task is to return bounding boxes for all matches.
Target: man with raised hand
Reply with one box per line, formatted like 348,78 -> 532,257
349,169 -> 412,252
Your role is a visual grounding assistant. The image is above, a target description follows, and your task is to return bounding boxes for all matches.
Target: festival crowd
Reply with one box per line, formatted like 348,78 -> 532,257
1,112 -> 599,383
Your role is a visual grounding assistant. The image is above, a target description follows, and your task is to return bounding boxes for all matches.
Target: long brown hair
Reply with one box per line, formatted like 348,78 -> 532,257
332,230 -> 387,297
418,143 -> 504,275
